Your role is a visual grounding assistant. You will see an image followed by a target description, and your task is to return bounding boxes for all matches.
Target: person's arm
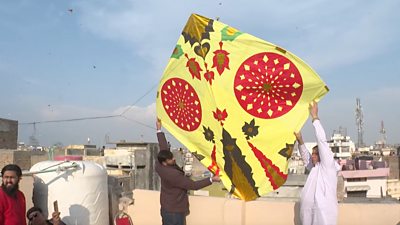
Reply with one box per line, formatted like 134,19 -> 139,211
313,120 -> 334,167
156,118 -> 170,152
295,132 -> 313,170
157,165 -> 220,190
170,171 -> 218,190
310,102 -> 334,168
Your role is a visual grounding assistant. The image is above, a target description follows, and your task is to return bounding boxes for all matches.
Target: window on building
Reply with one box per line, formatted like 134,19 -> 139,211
347,191 -> 367,197
331,147 -> 339,153
347,178 -> 367,182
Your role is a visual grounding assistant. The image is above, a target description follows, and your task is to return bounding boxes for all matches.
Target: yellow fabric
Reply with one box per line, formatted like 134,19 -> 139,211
156,14 -> 328,201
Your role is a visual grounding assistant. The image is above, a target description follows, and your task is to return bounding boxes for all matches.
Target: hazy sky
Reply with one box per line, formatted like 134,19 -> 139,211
1,0 -> 399,148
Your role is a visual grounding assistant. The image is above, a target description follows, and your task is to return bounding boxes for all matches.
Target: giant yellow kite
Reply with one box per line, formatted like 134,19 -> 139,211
156,14 -> 328,201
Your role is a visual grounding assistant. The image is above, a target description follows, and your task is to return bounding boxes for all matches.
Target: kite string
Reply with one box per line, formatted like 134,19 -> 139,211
18,82 -> 159,131
119,82 -> 158,116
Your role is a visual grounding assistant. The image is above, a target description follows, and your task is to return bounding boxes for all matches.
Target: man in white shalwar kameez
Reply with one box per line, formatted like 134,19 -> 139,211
295,102 -> 340,225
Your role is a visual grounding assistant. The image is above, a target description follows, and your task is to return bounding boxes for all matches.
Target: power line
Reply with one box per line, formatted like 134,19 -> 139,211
18,82 -> 159,127
121,115 -> 155,130
121,115 -> 174,138
19,115 -> 120,125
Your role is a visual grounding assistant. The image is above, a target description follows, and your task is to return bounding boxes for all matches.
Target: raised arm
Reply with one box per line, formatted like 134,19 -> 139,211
295,132 -> 313,170
51,211 -> 66,225
156,118 -> 170,152
310,102 -> 334,168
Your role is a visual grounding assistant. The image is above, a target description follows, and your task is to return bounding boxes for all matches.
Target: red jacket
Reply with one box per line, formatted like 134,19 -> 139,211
156,132 -> 211,214
0,188 -> 26,225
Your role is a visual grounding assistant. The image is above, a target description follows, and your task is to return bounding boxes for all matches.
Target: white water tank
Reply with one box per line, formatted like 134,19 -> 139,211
30,157 -> 109,225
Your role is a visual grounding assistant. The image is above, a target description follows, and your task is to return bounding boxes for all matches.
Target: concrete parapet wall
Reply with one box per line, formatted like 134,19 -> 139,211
129,189 -> 400,225
338,203 -> 400,225
30,152 -> 49,166
0,150 -> 32,170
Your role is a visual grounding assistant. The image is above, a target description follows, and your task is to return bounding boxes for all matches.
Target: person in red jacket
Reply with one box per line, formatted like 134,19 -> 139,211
156,118 -> 220,225
0,164 -> 26,225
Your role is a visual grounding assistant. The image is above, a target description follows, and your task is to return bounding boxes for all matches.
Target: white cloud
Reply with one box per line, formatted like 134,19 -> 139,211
70,0 -> 400,146
285,1 -> 399,70
6,0 -> 400,148
75,0 -> 189,69
74,0 -> 400,73
16,94 -> 160,146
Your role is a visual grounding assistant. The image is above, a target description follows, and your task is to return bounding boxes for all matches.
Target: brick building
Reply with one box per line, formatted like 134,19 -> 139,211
0,118 -> 18,149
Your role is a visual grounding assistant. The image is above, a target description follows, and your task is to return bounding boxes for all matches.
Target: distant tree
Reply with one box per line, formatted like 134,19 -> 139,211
53,142 -> 62,146
52,142 -> 63,150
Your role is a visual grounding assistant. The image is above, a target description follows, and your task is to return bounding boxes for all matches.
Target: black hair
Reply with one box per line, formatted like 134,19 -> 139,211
157,151 -> 173,164
26,206 -> 43,219
1,164 -> 22,178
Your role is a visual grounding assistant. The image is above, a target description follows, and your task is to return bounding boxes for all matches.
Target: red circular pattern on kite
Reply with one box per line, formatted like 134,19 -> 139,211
161,78 -> 202,131
234,52 -> 303,119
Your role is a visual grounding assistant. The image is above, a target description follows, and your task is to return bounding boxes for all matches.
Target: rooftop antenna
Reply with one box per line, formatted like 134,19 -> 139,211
355,98 -> 364,148
380,120 -> 386,147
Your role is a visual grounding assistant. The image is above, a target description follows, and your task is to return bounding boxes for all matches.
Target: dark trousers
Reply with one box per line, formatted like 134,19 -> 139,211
161,209 -> 186,225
